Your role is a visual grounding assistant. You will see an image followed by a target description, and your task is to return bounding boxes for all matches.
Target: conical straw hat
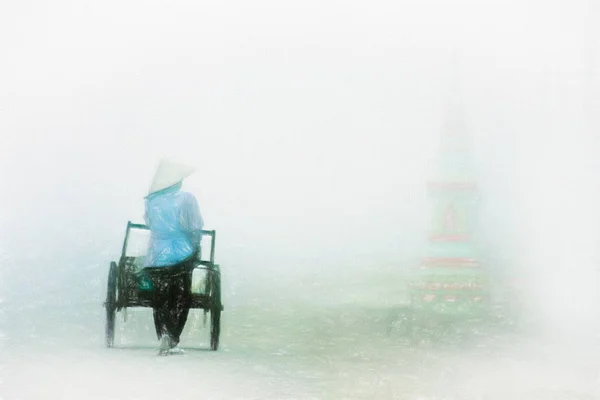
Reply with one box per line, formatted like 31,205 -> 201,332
148,159 -> 196,195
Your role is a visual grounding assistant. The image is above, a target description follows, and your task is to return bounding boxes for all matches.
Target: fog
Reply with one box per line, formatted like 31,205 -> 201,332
1,0 -> 600,398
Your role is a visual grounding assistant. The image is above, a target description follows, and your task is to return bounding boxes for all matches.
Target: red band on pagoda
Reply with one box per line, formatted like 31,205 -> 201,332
429,234 -> 470,242
422,257 -> 479,267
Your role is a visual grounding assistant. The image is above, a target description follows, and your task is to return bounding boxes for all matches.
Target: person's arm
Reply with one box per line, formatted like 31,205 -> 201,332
144,199 -> 152,227
181,193 -> 204,252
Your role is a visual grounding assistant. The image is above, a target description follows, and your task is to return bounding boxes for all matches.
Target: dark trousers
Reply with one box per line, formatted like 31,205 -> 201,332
144,259 -> 195,345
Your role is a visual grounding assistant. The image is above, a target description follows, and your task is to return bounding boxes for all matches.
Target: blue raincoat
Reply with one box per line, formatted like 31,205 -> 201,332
143,182 -> 204,267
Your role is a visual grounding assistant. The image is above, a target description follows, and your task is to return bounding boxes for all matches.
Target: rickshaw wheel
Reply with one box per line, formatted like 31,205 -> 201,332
209,269 -> 221,351
210,308 -> 221,351
105,261 -> 118,348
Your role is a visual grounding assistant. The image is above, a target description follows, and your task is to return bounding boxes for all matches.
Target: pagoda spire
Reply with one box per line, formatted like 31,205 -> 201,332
430,55 -> 476,190
424,57 -> 480,260
442,51 -> 467,137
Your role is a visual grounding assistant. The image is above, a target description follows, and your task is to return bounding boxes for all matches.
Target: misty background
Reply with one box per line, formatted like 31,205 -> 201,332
1,0 -> 600,398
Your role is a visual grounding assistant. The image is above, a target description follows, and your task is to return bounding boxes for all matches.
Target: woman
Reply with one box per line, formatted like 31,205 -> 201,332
143,159 -> 204,355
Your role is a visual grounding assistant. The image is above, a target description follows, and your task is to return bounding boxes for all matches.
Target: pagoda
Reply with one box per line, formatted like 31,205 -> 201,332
409,96 -> 489,320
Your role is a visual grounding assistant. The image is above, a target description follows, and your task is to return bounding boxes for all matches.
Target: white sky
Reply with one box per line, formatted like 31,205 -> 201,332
1,0 -> 599,324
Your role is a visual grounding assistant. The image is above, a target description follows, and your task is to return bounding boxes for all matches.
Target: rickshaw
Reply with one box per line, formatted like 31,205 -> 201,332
104,221 -> 223,350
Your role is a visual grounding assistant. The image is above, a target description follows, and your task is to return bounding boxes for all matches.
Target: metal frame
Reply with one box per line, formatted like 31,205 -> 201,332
115,221 -> 220,310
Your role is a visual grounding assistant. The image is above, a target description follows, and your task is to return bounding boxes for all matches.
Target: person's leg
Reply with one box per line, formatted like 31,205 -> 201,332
173,266 -> 193,342
148,268 -> 171,341
153,309 -> 162,340
164,263 -> 193,346
159,268 -> 179,346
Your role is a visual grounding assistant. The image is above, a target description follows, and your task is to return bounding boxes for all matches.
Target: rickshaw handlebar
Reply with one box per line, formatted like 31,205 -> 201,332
123,221 -> 217,264
127,221 -> 215,237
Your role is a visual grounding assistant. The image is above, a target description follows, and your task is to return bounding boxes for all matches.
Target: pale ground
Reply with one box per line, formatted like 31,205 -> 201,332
2,268 -> 600,400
